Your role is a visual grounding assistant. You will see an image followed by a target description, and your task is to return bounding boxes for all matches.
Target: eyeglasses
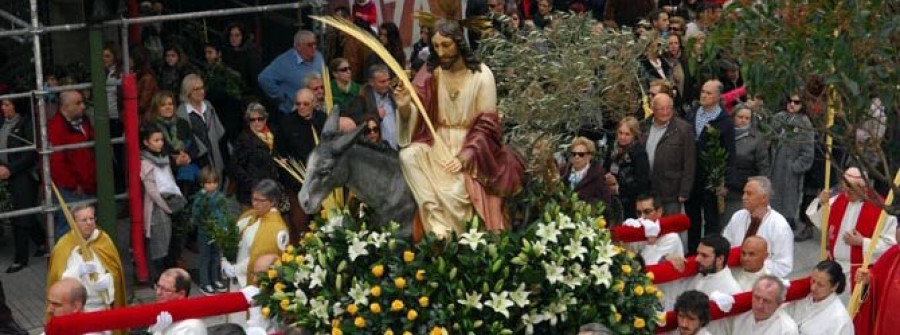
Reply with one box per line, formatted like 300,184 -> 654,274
639,208 -> 657,215
248,117 -> 266,123
570,151 -> 591,157
669,25 -> 682,31
295,101 -> 312,106
154,284 -> 177,293
192,86 -> 205,92
336,67 -> 351,72
252,197 -> 271,203
789,99 -> 802,105
365,126 -> 380,134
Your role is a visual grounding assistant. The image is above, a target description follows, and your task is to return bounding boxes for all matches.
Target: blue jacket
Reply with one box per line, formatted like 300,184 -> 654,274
257,49 -> 324,114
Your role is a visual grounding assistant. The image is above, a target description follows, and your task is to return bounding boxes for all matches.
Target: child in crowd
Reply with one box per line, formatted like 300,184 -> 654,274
192,167 -> 228,295
140,126 -> 186,282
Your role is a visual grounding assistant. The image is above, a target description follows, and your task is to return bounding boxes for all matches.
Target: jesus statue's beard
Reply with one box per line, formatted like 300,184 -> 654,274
440,55 -> 460,70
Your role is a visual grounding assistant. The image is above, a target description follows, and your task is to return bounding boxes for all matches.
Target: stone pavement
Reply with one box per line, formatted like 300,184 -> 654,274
0,216 -> 825,334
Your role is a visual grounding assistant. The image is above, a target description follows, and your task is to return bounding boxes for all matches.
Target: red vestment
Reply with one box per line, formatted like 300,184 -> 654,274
854,245 -> 900,335
827,193 -> 882,291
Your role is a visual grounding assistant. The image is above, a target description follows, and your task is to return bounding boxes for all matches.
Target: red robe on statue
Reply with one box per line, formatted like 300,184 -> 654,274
854,245 -> 900,335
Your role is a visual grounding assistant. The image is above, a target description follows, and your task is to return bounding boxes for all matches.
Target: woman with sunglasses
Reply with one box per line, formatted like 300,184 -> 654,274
360,115 -> 393,150
559,136 -> 613,209
329,58 -> 361,110
230,102 -> 282,208
769,92 -> 815,240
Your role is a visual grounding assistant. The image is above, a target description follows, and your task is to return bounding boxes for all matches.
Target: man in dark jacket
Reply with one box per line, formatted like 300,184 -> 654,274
347,64 -> 398,149
684,79 -> 737,254
643,93 -> 696,219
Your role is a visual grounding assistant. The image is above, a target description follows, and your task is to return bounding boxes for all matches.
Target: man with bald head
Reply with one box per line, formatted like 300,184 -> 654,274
48,90 -> 96,237
44,278 -> 110,335
734,236 -> 770,290
643,92 -> 696,220
723,176 -> 794,278
807,167 -> 898,295
148,268 -> 207,334
730,275 -> 799,334
275,88 -> 326,243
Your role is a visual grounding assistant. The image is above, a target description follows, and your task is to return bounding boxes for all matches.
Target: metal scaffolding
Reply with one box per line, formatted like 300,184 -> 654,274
0,1 -> 305,249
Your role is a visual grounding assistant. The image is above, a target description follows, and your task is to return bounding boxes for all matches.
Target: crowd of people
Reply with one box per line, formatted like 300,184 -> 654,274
0,0 -> 897,334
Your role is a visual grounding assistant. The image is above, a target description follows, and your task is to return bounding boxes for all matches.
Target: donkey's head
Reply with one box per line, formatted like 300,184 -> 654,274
298,110 -> 365,214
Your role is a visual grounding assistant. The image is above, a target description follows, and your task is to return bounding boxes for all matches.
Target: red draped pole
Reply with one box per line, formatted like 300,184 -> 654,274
122,74 -> 149,282
611,214 -> 691,242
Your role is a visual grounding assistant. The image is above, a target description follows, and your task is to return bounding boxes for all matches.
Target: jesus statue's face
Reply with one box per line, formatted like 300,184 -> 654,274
432,33 -> 460,70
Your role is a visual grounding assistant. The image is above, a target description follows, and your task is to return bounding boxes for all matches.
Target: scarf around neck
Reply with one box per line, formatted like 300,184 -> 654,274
141,150 -> 171,168
254,127 -> 274,151
157,117 -> 184,151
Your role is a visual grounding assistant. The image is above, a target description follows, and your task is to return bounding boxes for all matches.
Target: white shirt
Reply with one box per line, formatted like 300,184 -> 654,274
731,309 -> 799,335
733,267 -> 770,292
723,208 -> 795,278
640,233 -> 684,266
784,293 -> 854,335
60,230 -> 115,312
806,196 -> 897,278
153,319 -> 207,335
691,267 -> 743,335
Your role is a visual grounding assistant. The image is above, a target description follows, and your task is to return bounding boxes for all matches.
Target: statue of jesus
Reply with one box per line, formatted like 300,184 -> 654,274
394,19 -> 524,238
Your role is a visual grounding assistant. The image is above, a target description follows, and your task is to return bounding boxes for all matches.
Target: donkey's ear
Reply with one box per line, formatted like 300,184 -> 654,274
322,107 -> 342,135
332,123 -> 366,153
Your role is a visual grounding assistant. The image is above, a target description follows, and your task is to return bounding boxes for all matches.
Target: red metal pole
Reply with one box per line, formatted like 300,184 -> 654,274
128,0 -> 141,44
122,73 -> 149,282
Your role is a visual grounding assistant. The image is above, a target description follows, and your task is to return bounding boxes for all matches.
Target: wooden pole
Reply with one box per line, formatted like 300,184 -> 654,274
847,168 -> 900,316
819,87 -> 836,260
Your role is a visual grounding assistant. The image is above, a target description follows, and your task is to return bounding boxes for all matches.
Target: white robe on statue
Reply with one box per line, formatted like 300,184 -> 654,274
723,208 -> 794,278
733,267 -> 770,292
783,293 -> 854,335
731,309 -> 799,335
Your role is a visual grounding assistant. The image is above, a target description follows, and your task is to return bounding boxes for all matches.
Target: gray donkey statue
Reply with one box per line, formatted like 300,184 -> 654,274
297,110 -> 416,238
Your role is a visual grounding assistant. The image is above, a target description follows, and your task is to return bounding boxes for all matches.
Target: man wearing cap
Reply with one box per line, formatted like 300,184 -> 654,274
806,167 -> 898,297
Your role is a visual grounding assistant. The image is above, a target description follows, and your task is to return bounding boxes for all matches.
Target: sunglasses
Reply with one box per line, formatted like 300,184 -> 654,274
669,26 -> 682,31
248,117 -> 266,123
365,127 -> 380,134
789,99 -> 802,105
336,67 -> 351,72
570,151 -> 591,157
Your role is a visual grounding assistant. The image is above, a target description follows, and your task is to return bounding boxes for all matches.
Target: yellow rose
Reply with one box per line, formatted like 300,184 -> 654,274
274,260 -> 282,267
268,269 -> 278,279
403,250 -> 416,263
295,255 -> 305,263
391,299 -> 405,311
370,303 -> 382,314
430,327 -> 446,335
646,285 -> 657,294
407,309 -> 418,321
371,285 -> 382,297
331,328 -> 342,335
309,222 -> 318,231
261,307 -> 270,318
280,299 -> 290,310
274,282 -> 286,293
646,272 -> 655,281
354,316 -> 366,328
596,216 -> 607,229
656,291 -> 664,299
657,312 -> 668,324
419,296 -> 430,307
633,285 -> 645,296
415,269 -> 426,281
281,252 -> 292,263
634,317 -> 646,329
385,330 -> 394,335
626,251 -> 636,259
621,264 -> 632,274
304,231 -> 314,240
372,265 -> 385,278
286,245 -> 295,253
347,304 -> 358,315
614,281 -> 625,292
614,313 -> 622,323
394,277 -> 407,290
332,319 -> 341,328
403,332 -> 412,335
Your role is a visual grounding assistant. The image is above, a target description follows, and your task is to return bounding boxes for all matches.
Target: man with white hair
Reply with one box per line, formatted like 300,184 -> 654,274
730,275 -> 799,334
258,30 -> 324,115
806,166 -> 897,294
722,176 -> 794,278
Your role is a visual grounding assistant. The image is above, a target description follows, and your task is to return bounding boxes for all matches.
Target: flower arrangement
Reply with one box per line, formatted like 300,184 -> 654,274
256,190 -> 661,334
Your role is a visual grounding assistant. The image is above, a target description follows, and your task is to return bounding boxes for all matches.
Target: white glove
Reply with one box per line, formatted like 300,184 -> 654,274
642,219 -> 661,238
623,218 -> 642,228
709,291 -> 735,313
148,311 -> 173,333
221,258 -> 236,278
246,326 -> 267,335
241,285 -> 260,305
91,273 -> 112,292
78,261 -> 100,276
781,278 -> 792,290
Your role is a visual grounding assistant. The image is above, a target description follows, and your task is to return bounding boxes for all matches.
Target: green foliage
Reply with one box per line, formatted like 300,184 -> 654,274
192,192 -> 239,262
257,189 -> 661,334
700,126 -> 729,192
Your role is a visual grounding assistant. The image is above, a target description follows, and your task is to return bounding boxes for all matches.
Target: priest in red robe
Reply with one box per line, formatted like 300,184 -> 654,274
854,226 -> 900,335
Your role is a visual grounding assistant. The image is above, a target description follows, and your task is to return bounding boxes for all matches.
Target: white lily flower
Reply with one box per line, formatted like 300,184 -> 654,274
486,291 -> 515,318
561,264 -> 584,289
564,239 -> 588,261
557,214 -> 576,230
542,261 -> 565,284
309,298 -> 330,324
295,289 -> 309,306
578,224 -> 598,243
595,240 -> 618,265
332,302 -> 345,316
535,221 -> 560,245
347,237 -> 369,261
590,263 -> 612,288
510,283 -> 531,308
521,310 -> 549,335
348,282 -> 369,305
458,227 -> 487,251
308,265 -> 327,289
367,231 -> 388,248
457,291 -> 484,310
321,213 -> 344,235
